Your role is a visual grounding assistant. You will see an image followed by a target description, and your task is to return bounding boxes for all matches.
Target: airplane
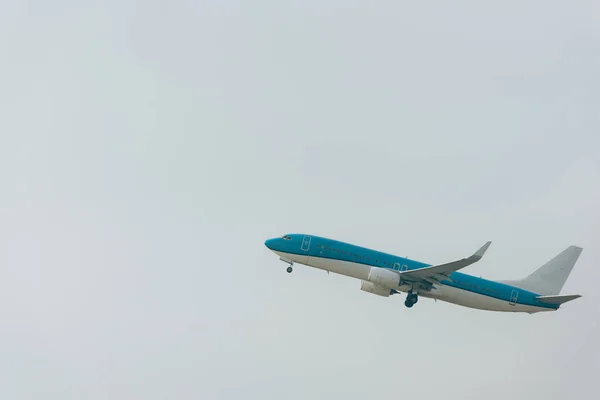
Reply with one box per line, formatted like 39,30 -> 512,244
264,234 -> 583,313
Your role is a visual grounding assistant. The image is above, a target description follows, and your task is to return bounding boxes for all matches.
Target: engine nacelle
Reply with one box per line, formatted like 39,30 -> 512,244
360,281 -> 392,297
367,267 -> 400,288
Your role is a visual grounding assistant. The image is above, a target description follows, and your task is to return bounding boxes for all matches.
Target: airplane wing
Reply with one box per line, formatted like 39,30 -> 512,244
399,241 -> 492,285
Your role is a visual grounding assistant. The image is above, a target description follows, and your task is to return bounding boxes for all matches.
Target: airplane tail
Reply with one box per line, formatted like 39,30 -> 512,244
501,245 -> 583,295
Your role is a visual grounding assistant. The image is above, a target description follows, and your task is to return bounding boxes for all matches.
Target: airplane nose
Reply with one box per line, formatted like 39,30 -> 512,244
264,239 -> 276,250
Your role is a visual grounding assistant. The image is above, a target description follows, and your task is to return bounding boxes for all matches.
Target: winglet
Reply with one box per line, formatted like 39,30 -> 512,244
471,241 -> 492,261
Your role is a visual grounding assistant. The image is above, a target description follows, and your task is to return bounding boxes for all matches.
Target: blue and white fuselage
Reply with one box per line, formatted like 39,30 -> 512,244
264,234 -> 583,313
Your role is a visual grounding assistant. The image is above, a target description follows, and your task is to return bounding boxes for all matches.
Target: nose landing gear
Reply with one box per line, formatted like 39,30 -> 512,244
279,257 -> 294,273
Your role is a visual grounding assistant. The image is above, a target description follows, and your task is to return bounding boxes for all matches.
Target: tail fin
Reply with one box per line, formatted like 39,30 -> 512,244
503,246 -> 583,295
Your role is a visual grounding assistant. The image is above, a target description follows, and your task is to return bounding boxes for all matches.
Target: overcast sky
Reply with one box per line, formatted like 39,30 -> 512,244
1,1 -> 599,399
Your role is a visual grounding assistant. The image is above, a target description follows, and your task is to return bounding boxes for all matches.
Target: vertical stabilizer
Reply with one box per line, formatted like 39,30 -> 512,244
503,246 -> 583,295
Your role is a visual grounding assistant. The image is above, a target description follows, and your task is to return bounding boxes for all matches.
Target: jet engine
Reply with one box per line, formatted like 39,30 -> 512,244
367,267 -> 400,288
360,281 -> 393,297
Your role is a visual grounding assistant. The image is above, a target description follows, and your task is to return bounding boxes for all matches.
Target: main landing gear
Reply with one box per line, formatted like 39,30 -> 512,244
404,292 -> 418,308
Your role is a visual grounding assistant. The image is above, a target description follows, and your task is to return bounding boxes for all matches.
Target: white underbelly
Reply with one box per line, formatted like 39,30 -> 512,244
276,252 -> 371,280
309,255 -> 372,280
274,251 -> 309,265
424,285 -> 552,313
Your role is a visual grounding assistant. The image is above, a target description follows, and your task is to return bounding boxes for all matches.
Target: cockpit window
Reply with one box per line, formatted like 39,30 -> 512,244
282,235 -> 292,240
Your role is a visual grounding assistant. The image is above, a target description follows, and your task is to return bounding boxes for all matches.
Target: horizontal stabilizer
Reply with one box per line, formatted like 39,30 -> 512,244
536,294 -> 581,305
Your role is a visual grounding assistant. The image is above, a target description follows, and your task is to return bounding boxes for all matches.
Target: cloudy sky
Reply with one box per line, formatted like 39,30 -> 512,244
1,1 -> 599,399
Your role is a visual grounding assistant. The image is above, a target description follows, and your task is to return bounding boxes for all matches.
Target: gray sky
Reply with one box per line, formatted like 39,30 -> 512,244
1,1 -> 599,399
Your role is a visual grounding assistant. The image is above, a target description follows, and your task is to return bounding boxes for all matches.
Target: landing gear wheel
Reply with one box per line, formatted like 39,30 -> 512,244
405,293 -> 418,308
286,266 -> 293,273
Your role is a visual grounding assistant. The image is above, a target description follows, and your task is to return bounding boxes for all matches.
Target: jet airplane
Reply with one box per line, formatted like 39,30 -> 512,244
264,234 -> 583,312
